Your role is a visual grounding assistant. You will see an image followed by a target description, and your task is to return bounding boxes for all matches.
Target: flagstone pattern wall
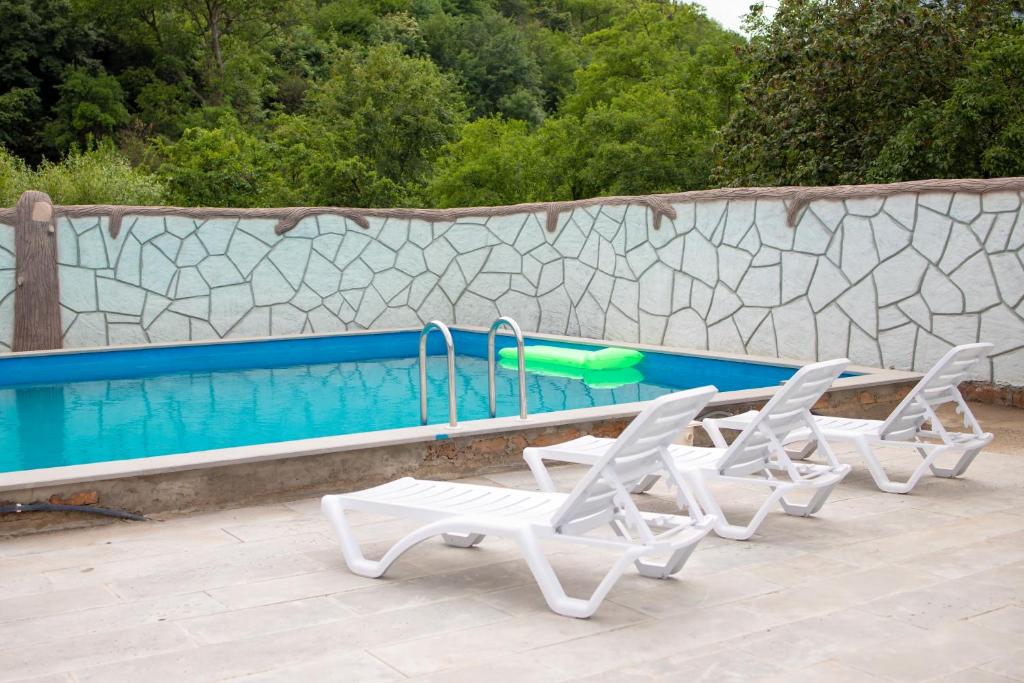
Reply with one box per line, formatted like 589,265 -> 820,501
2,187 -> 1024,386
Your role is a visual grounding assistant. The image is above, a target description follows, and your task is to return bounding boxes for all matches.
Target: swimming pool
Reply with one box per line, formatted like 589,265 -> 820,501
0,329 -> 828,474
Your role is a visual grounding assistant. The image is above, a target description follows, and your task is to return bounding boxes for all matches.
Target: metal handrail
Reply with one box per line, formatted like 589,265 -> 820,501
487,317 -> 528,420
419,320 -> 457,427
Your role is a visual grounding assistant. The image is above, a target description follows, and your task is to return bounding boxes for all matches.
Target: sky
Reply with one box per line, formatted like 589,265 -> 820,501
697,1 -> 777,33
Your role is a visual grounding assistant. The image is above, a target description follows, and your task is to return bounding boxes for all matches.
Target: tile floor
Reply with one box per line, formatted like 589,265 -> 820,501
1,403 -> 1022,682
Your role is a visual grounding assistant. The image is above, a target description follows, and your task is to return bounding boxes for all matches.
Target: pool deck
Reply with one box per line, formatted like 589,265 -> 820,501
1,402 -> 1022,683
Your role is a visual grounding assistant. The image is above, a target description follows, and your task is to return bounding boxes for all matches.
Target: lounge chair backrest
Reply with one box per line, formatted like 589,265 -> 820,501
880,343 -> 992,441
718,359 -> 849,475
549,386 -> 717,536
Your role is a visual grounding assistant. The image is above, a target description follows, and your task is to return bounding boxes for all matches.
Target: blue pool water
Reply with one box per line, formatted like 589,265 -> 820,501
0,331 -> 817,473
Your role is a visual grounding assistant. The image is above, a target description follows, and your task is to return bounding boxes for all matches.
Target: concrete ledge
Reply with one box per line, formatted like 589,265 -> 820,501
0,377 -> 916,536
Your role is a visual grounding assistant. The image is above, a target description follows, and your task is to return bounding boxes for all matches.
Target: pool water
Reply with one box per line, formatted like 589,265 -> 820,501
0,330 -> 814,473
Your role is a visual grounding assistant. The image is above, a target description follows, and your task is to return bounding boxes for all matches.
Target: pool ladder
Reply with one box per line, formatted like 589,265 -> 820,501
417,317 -> 528,427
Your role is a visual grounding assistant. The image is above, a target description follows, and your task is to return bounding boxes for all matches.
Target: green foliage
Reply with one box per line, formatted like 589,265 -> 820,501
155,114 -> 281,207
0,147 -> 32,206
0,142 -> 165,205
430,2 -> 746,205
0,88 -> 41,151
3,0 -> 1023,210
428,117 -> 551,207
869,30 -> 1024,180
716,0 -> 1024,187
309,43 -> 467,190
422,6 -> 546,121
46,67 -> 131,150
0,0 -> 97,161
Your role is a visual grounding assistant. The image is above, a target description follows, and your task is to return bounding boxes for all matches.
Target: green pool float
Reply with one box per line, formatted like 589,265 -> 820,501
498,357 -> 644,389
498,345 -> 643,371
498,345 -> 645,389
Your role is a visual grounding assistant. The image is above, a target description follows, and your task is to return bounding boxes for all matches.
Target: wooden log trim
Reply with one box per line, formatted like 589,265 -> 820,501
0,177 -> 1022,238
12,191 -> 62,352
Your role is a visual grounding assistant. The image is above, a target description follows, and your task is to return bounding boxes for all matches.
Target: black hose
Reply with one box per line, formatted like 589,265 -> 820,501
0,502 -> 146,521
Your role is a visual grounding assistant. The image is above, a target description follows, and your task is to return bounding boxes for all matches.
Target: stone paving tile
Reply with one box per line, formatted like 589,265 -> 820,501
968,605 -> 1024,635
0,592 -> 224,651
980,649 -> 1024,681
226,649 -> 406,682
369,600 -> 645,677
740,608 -> 926,671
226,652 -> 404,682
4,675 -> 74,683
534,604 -> 785,678
0,622 -> 195,682
204,567 -> 382,610
70,598 -> 509,682
738,564 -> 941,623
2,439 -> 1021,682
178,595 -> 357,645
408,655 -> 571,682
331,559 -> 535,615
859,577 -> 1021,629
0,573 -> 54,600
606,566 -> 784,616
933,669 -> 1021,683
836,620 -> 1020,682
753,660 -> 892,683
0,584 -> 121,624
575,641 -> 789,682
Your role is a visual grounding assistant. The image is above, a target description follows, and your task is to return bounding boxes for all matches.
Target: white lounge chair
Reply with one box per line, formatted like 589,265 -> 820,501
321,386 -> 717,619
525,359 -> 852,541
703,343 -> 993,494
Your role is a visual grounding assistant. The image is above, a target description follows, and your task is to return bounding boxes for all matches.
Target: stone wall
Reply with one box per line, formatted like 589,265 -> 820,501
1,182 -> 1023,386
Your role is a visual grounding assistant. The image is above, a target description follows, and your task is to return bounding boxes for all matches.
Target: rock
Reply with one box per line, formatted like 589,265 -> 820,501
48,491 -> 98,506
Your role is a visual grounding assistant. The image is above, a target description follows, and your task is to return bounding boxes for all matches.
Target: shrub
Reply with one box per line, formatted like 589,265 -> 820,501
0,141 -> 166,206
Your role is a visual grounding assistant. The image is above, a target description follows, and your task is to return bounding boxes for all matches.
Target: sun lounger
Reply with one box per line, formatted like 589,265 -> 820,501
703,343 -> 993,494
322,386 -> 717,618
524,359 -> 852,540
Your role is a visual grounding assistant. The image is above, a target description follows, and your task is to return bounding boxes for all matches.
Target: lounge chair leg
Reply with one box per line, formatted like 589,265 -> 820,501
856,439 -> 951,494
685,472 -> 784,541
785,440 -> 819,461
634,544 -> 698,579
608,520 -> 697,578
441,532 -> 486,548
779,482 -> 837,517
523,447 -> 558,493
321,495 -> 453,578
855,438 -> 915,494
516,531 -> 639,619
631,473 -> 661,494
928,446 -> 981,478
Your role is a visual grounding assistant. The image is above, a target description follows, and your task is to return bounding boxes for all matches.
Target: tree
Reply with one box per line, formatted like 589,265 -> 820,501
45,66 -> 131,151
561,2 -> 740,116
309,44 -> 468,193
422,6 -> 545,122
0,88 -> 41,152
0,0 -> 98,160
154,113 -> 281,206
427,117 -> 551,207
869,30 -> 1024,180
427,2 -> 745,206
715,0 -> 1023,187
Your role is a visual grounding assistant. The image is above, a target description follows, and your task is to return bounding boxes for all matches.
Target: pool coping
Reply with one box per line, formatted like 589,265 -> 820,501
0,327 -> 919,493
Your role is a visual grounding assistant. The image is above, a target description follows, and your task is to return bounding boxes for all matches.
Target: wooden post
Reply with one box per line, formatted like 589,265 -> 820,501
13,191 -> 62,351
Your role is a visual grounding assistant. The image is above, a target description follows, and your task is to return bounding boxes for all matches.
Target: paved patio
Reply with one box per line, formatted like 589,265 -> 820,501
1,403 -> 1022,682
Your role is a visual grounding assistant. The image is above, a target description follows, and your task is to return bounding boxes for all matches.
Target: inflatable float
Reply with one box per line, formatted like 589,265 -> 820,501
498,345 -> 645,389
498,345 -> 643,371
